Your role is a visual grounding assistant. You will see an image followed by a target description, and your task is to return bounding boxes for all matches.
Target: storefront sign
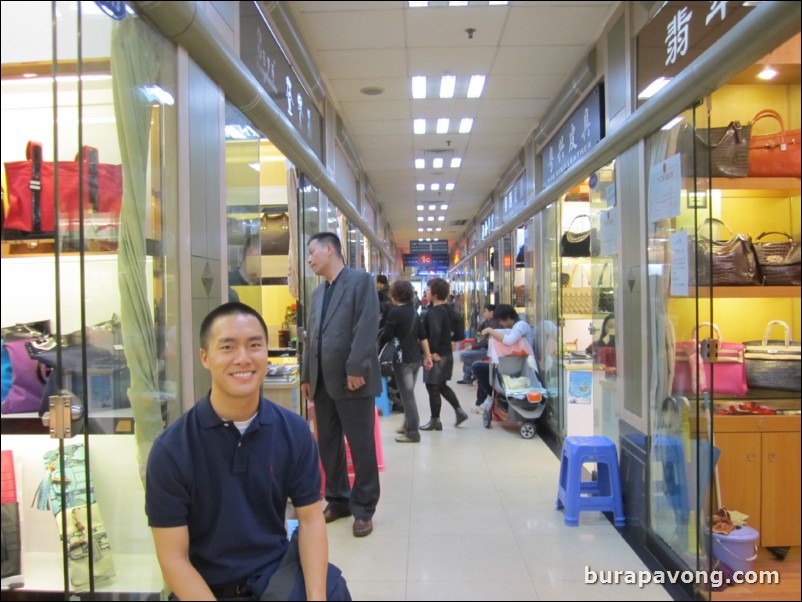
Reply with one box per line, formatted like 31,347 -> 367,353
410,240 -> 449,254
403,253 -> 450,269
240,2 -> 323,160
541,84 -> 604,187
636,1 -> 751,104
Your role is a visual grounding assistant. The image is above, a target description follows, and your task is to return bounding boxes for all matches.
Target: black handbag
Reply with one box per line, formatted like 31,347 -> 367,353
753,231 -> 801,286
679,121 -> 751,178
593,262 -> 615,314
560,215 -> 591,257
378,337 -> 402,377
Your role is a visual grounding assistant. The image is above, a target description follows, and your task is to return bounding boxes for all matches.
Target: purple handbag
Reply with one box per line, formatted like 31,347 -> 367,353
1,339 -> 46,413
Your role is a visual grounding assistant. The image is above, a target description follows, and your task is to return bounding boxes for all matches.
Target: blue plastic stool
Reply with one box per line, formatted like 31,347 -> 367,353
375,377 -> 391,417
556,436 -> 626,527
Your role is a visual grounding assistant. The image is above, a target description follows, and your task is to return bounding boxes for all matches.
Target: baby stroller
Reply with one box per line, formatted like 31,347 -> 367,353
482,339 -> 547,439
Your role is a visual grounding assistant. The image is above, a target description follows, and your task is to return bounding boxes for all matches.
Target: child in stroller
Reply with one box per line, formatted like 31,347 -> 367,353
481,338 -> 547,439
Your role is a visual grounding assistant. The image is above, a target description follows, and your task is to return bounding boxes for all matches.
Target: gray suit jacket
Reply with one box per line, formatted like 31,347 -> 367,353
301,266 -> 382,399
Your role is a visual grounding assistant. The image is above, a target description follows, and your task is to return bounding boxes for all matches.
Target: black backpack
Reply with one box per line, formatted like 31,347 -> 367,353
446,304 -> 465,342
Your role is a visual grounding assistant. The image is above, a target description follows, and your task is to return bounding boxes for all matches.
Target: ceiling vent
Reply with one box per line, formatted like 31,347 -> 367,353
451,219 -> 468,226
422,148 -> 455,156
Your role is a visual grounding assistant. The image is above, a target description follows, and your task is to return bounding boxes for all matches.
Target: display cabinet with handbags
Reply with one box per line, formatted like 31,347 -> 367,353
653,66 -> 801,558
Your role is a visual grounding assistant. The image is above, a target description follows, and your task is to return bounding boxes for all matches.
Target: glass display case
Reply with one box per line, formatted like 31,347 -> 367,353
644,38 -> 801,590
1,3 -> 179,596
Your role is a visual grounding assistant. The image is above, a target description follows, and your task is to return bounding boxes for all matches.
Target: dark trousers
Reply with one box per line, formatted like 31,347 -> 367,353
472,361 -> 491,405
424,382 -> 461,419
394,361 -> 421,437
314,386 -> 380,520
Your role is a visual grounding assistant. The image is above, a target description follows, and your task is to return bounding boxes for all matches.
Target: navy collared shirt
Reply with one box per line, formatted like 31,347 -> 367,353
145,395 -> 321,593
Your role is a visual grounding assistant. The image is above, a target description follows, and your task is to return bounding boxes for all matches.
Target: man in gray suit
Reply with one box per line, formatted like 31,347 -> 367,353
301,232 -> 381,538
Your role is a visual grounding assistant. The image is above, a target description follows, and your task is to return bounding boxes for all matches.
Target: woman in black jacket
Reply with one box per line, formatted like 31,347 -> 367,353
419,278 -> 469,431
379,279 -> 424,442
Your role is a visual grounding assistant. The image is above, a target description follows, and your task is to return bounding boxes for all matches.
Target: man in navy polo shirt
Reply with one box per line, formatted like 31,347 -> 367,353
145,302 -> 327,600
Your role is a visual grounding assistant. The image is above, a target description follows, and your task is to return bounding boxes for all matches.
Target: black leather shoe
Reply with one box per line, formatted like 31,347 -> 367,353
420,418 -> 442,431
353,518 -> 373,537
455,407 -> 468,427
323,505 -> 352,523
456,379 -> 472,385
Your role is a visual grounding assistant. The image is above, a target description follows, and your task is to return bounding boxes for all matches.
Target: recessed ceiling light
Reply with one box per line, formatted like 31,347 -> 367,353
360,86 -> 385,96
436,118 -> 450,134
440,75 -> 456,99
441,203 -> 449,210
417,216 -> 424,222
417,204 -> 425,210
412,76 -> 427,99
428,204 -> 437,210
451,158 -> 462,168
467,75 -> 486,98
757,66 -> 778,80
459,118 -> 473,133
437,216 -> 445,221
415,158 -> 425,169
638,77 -> 672,99
432,158 -> 444,169
416,184 -> 425,192
431,184 -> 440,191
414,119 -> 426,135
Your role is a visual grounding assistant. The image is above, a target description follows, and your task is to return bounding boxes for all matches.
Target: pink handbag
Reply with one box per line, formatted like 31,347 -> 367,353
673,323 -> 748,397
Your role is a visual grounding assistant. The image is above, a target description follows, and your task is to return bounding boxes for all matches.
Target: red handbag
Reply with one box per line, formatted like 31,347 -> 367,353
673,323 -> 748,397
748,109 -> 801,178
3,142 -> 122,234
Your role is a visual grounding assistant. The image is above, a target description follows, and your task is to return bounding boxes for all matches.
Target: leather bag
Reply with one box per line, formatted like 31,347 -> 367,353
4,142 -> 122,234
560,215 -> 592,257
260,210 -> 290,255
593,262 -> 615,314
378,337 -> 403,377
744,320 -> 801,392
673,323 -> 748,397
748,109 -> 801,178
679,121 -> 750,178
753,231 -> 801,286
694,218 -> 761,286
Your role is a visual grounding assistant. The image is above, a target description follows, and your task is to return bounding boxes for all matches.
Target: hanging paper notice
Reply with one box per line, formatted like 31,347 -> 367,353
599,208 -> 617,257
648,154 -> 682,223
606,183 -> 616,208
669,230 -> 690,297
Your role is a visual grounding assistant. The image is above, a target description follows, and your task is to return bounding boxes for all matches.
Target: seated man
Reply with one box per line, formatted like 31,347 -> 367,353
472,304 -> 534,411
456,304 -> 497,385
146,302 -> 335,601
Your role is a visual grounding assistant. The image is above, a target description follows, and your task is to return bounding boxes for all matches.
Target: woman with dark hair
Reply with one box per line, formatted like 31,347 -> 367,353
379,279 -> 423,442
419,278 -> 469,431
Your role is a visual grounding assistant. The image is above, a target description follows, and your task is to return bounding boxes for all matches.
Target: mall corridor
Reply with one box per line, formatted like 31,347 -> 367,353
324,377 -> 672,601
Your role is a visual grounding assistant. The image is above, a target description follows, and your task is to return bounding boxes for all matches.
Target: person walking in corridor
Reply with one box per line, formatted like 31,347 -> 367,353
419,277 -> 469,431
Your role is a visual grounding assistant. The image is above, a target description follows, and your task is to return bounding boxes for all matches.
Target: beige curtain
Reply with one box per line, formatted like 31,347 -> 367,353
111,16 -> 166,483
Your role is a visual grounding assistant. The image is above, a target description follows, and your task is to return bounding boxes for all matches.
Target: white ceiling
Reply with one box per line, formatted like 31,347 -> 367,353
286,1 -> 619,251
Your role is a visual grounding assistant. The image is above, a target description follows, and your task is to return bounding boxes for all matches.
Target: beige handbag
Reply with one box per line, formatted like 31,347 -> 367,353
562,264 -> 592,314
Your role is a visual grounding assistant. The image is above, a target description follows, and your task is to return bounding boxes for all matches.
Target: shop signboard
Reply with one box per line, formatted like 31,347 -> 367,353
240,2 -> 323,160
403,253 -> 450,269
541,84 -> 604,187
636,1 -> 751,106
409,240 -> 449,254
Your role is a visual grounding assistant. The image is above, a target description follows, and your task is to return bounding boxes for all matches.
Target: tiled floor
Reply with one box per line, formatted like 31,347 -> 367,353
326,376 -> 673,601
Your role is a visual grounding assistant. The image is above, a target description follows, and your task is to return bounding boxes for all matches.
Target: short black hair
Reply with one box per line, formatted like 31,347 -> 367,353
427,277 -> 450,301
308,232 -> 343,258
376,274 -> 389,286
493,304 -> 518,322
200,302 -> 269,350
484,304 -> 496,313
